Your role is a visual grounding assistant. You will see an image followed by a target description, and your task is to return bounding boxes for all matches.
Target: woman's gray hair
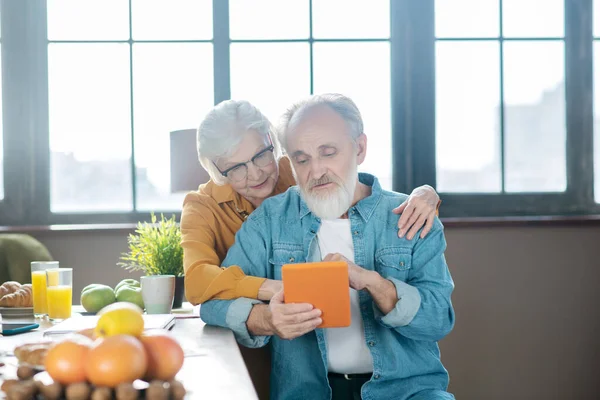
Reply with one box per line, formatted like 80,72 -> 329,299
197,99 -> 282,185
278,93 -> 364,151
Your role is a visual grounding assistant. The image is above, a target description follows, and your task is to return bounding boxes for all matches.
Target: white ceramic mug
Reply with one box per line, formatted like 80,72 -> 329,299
141,275 -> 176,314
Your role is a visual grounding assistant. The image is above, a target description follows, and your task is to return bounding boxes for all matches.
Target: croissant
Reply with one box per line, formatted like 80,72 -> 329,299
0,284 -> 33,307
0,281 -> 22,298
14,342 -> 52,366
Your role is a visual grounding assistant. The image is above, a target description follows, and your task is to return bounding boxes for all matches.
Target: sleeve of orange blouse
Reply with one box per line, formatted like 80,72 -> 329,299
181,198 -> 266,305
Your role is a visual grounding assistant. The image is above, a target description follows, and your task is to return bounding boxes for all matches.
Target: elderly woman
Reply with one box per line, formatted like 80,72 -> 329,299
181,100 -> 441,306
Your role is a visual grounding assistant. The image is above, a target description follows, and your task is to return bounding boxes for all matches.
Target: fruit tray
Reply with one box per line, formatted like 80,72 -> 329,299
1,368 -> 186,399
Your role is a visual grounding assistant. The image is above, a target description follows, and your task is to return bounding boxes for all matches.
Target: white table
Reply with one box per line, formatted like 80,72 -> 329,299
0,308 -> 258,399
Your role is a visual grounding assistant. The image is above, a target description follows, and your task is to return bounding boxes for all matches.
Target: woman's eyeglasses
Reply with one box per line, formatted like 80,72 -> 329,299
214,144 -> 276,182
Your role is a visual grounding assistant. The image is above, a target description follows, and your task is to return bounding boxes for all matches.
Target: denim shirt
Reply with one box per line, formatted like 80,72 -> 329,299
200,174 -> 455,400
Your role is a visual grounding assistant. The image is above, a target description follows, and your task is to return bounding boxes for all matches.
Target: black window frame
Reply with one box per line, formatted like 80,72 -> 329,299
0,0 -> 597,226
397,0 -> 597,218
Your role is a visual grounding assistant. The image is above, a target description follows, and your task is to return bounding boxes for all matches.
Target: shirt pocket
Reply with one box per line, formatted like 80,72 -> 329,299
375,246 -> 412,281
270,243 -> 305,280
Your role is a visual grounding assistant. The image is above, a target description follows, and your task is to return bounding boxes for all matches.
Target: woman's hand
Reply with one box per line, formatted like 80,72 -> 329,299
258,279 -> 283,301
393,185 -> 440,240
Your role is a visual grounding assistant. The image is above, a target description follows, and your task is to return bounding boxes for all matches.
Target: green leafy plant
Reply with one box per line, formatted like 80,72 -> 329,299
118,213 -> 184,276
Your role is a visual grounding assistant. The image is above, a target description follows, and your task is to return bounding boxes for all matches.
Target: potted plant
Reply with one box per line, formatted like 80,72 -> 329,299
118,213 -> 186,309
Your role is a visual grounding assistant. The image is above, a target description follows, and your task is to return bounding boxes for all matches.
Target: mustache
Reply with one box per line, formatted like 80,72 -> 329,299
308,175 -> 340,190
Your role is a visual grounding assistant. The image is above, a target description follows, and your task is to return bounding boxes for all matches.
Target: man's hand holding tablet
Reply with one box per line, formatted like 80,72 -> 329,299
267,290 -> 323,340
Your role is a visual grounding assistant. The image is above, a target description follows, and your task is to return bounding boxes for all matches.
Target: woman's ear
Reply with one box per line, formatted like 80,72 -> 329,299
356,133 -> 367,165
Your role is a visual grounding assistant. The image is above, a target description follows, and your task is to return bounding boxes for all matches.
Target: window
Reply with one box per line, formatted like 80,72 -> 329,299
229,0 -> 392,189
47,0 -> 213,214
435,0 -> 566,193
594,0 -> 600,203
0,0 -> 597,225
416,0 -> 593,217
0,7 -> 3,201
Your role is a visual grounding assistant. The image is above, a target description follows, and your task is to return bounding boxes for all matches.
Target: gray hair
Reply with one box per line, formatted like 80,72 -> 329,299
278,93 -> 364,151
197,99 -> 282,185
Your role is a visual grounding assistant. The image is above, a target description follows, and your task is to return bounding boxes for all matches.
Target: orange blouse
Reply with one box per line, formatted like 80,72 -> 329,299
181,157 -> 295,305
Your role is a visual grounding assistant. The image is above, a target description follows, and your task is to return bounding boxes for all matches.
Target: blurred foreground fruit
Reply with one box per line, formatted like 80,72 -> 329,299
140,331 -> 184,381
85,335 -> 148,387
81,284 -> 116,313
44,335 -> 93,385
94,302 -> 144,338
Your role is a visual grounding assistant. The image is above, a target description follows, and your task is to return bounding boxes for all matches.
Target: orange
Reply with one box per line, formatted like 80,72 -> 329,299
140,331 -> 185,381
85,335 -> 147,387
44,335 -> 93,385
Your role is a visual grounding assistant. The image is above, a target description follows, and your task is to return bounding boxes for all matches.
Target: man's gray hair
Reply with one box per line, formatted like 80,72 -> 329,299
278,93 -> 364,151
197,99 -> 281,185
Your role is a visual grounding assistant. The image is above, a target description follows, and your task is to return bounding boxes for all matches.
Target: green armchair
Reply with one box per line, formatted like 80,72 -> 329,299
0,234 -> 53,284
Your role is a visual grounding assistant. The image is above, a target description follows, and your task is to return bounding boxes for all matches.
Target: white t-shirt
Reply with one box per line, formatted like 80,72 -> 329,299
317,219 -> 374,374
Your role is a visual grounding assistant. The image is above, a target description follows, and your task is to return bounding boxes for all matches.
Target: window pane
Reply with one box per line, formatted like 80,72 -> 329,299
131,0 -> 212,40
47,0 -> 129,41
312,0 -> 389,39
49,44 -> 132,212
133,44 -> 214,211
435,0 -> 499,38
502,0 -> 564,38
594,43 -> 600,202
230,43 -> 310,125
504,41 -> 565,192
313,42 -> 391,189
230,0 -> 309,39
0,44 -> 3,201
436,42 -> 501,193
595,0 -> 600,37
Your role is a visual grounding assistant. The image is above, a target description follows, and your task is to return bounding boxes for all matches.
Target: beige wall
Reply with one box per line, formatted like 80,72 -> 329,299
29,225 -> 600,399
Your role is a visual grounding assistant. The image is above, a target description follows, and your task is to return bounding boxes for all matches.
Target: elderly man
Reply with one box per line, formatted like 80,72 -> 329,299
200,94 -> 455,400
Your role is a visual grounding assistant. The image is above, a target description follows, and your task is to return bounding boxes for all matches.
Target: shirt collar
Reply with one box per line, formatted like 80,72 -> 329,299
211,182 -> 237,204
298,173 -> 382,221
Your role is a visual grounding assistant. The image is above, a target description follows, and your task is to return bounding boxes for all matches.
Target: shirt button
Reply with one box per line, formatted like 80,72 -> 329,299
289,257 -> 295,262
399,261 -> 405,267
310,229 -> 316,234
374,374 -> 380,380
368,341 -> 376,347
351,209 -> 356,214
353,231 -> 359,235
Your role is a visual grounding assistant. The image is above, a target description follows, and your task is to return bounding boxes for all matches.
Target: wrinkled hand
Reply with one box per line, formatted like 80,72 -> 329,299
323,253 -> 374,291
267,290 -> 322,340
393,185 -> 440,240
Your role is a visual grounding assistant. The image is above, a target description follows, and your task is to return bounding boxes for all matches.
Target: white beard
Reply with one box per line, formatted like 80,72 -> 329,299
299,163 -> 358,220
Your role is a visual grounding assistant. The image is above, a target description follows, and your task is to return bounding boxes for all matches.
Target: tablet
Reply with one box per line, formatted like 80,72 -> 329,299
281,261 -> 351,328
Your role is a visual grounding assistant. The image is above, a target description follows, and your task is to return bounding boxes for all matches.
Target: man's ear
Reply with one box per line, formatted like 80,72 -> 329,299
356,133 -> 367,165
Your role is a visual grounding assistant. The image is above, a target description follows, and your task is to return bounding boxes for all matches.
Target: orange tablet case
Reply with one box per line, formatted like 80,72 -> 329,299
281,261 -> 351,328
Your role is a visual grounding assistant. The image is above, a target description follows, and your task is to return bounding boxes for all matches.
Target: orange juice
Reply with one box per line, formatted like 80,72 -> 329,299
46,285 -> 72,320
47,269 -> 59,286
31,271 -> 48,315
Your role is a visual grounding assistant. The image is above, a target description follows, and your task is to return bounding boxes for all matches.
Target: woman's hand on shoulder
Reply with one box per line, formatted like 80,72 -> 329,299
392,185 -> 440,240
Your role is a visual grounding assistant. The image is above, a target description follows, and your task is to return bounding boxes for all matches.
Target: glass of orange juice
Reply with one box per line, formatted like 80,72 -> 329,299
46,268 -> 72,322
31,261 -> 59,318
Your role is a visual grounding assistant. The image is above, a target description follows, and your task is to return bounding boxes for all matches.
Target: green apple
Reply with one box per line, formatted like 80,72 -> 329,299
115,285 -> 145,310
114,278 -> 141,293
81,284 -> 116,313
